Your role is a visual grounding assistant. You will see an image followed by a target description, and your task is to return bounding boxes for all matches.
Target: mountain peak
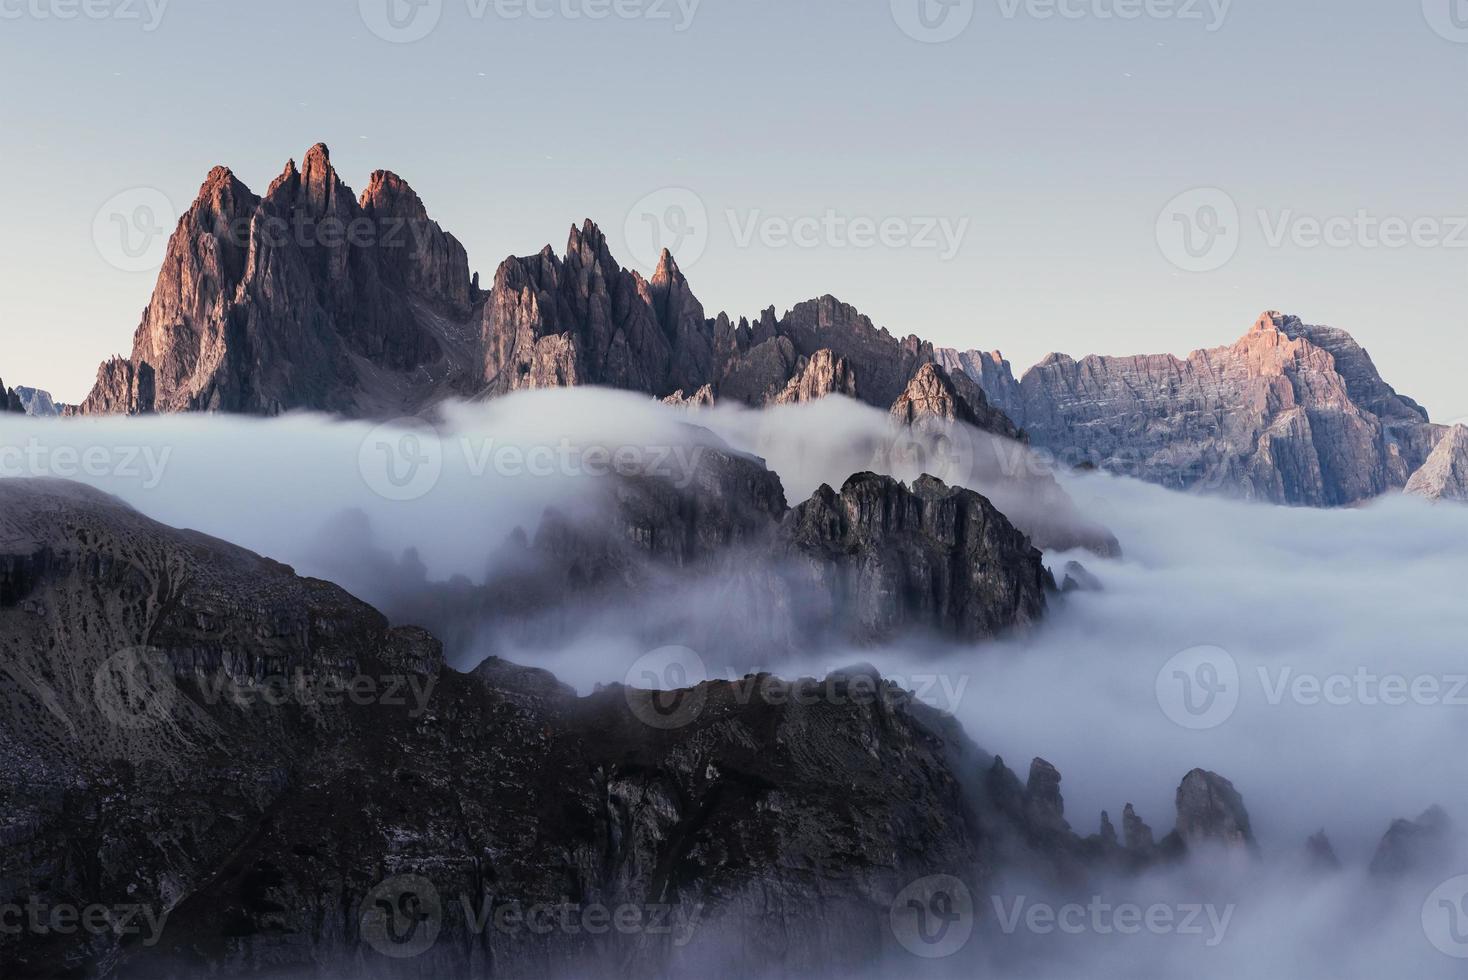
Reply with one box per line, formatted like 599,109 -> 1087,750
652,247 -> 683,284
360,169 -> 426,220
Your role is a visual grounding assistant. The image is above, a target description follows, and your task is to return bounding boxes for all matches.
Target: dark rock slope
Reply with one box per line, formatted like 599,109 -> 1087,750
0,479 -> 1449,976
944,312 -> 1447,506
1,374 -> 22,412
0,479 -> 1098,978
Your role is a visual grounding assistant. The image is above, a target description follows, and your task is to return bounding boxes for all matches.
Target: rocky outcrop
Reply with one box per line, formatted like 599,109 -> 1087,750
1369,805 -> 1454,876
882,363 -> 1121,556
77,145 -> 482,417
771,348 -> 858,405
0,478 -> 1049,978
75,144 -> 1030,445
0,376 -> 21,412
1404,424 -> 1468,501
1306,830 -> 1342,872
11,387 -> 58,416
781,473 -> 1051,643
427,459 -> 1049,656
889,361 -> 1020,442
951,312 -> 1446,507
1172,768 -> 1259,857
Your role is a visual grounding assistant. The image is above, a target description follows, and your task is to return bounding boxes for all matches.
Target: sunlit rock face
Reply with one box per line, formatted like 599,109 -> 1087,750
1404,424 -> 1468,502
947,312 -> 1447,507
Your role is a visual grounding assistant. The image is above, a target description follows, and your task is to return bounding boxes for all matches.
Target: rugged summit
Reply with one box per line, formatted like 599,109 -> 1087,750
11,386 -> 58,416
74,145 -> 1024,444
1404,424 -> 1468,502
947,312 -> 1446,506
324,443 -> 1056,660
77,145 -> 481,416
0,375 -> 21,412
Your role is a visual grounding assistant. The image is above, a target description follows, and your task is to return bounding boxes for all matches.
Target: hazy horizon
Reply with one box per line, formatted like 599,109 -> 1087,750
2,0 -> 1464,418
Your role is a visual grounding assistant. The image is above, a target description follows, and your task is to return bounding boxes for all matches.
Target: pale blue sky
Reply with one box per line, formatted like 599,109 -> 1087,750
2,0 -> 1464,416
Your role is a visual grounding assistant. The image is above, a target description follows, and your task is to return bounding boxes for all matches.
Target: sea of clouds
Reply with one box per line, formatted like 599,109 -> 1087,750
3,389 -> 1466,976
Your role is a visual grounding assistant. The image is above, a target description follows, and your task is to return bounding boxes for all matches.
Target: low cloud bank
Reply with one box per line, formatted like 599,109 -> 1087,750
3,390 -> 1465,976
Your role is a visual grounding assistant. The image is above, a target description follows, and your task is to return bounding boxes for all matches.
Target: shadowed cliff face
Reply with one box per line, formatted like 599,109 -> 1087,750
945,312 -> 1449,507
0,478 -> 1065,979
1,476 -> 1463,978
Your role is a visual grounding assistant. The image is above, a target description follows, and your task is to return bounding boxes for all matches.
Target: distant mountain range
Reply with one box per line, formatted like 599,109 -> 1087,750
17,142 -> 1459,505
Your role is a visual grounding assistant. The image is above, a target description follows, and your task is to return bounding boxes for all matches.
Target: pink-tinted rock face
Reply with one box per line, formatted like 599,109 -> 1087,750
772,349 -> 857,405
79,145 -> 481,417
950,312 -> 1445,507
77,144 -> 1032,440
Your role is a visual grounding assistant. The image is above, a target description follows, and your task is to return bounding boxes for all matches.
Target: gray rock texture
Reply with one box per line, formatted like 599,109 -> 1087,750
1404,424 -> 1468,502
946,312 -> 1447,506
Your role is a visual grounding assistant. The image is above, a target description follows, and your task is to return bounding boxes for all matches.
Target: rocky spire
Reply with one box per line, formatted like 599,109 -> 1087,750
1173,769 -> 1258,858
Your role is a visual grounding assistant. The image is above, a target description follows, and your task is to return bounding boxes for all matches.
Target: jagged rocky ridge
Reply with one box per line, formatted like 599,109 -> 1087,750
57,143 -> 1458,509
942,312 -> 1452,507
11,387 -> 59,416
309,434 -> 1055,660
0,479 -> 1442,978
1,374 -> 23,413
74,144 -> 1013,438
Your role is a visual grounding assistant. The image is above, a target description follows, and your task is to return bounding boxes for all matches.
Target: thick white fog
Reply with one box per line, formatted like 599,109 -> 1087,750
3,390 -> 1466,977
